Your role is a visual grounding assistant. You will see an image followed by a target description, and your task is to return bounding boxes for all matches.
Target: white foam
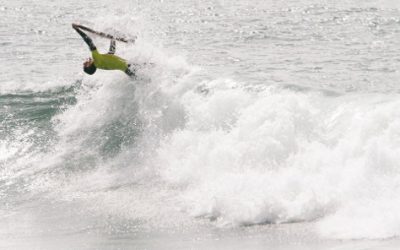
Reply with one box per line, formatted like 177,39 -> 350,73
44,49 -> 400,239
9,11 -> 400,241
153,77 -> 400,238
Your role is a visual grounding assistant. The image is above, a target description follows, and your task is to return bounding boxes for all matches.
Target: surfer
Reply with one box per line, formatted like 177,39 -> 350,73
72,23 -> 135,77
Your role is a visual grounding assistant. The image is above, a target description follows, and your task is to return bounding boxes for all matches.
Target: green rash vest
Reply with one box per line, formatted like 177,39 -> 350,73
92,49 -> 128,71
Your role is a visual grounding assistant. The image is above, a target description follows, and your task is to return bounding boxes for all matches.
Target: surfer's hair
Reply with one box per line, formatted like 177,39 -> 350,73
83,63 -> 97,75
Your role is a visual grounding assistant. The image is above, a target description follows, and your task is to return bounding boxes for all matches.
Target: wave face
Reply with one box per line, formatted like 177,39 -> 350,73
2,0 -> 400,245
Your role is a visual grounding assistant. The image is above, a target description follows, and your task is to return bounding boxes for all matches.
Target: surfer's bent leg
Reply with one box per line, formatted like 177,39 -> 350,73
73,26 -> 97,51
108,39 -> 116,54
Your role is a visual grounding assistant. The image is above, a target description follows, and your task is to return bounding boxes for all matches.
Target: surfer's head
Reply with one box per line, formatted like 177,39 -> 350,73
83,58 -> 96,75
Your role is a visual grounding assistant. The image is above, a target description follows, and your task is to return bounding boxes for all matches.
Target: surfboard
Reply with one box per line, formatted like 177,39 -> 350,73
75,24 -> 136,44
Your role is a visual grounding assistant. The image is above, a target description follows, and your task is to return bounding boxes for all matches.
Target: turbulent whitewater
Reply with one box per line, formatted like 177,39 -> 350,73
2,0 -> 400,249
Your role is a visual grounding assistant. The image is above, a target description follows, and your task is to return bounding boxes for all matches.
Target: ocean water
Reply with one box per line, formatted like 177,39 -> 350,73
2,0 -> 400,249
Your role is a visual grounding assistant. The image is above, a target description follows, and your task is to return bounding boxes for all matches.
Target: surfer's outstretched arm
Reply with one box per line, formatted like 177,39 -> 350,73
72,24 -> 97,51
108,39 -> 116,54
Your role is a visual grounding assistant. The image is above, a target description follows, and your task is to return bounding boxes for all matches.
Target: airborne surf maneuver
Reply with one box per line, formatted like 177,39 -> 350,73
72,23 -> 136,77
